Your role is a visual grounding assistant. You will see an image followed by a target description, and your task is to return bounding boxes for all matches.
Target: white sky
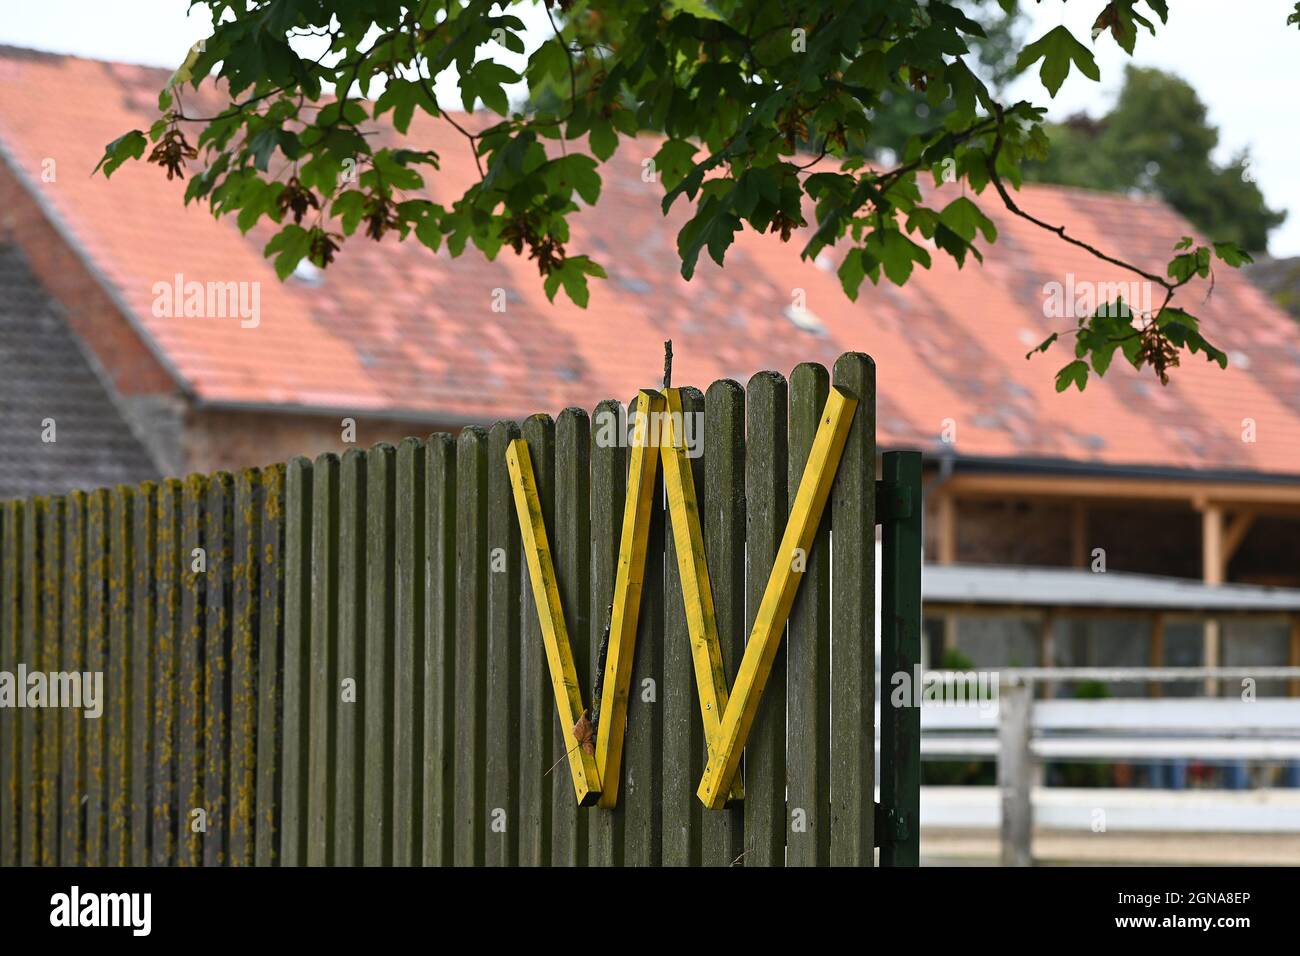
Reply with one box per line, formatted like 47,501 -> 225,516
1,0 -> 1297,254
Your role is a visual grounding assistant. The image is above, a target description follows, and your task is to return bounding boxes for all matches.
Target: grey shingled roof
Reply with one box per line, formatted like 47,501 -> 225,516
0,244 -> 157,498
1247,256 -> 1300,321
923,562 -> 1300,613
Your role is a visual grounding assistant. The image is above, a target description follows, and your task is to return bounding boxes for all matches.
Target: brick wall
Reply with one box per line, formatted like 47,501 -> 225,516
182,406 -> 463,475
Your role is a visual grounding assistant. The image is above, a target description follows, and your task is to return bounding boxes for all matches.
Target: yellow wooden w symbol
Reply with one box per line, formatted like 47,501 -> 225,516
507,386 -> 856,808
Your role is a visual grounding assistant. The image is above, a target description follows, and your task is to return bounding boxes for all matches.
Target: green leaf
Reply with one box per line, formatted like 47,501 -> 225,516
331,190 -> 367,236
1168,245 -> 1212,283
1090,339 -> 1119,376
938,197 -> 997,244
1025,332 -> 1059,359
1014,26 -> 1101,97
1212,241 -> 1253,268
93,130 -> 147,178
654,139 -> 699,192
837,249 -> 867,302
1161,310 -> 1228,368
527,38 -> 569,85
867,229 -> 932,286
1055,360 -> 1090,393
374,79 -> 421,134
588,122 -> 618,162
247,127 -> 282,172
460,60 -> 518,115
677,194 -> 741,279
1145,1 -> 1170,23
546,154 -> 602,205
542,255 -> 607,307
316,99 -> 368,128
263,225 -> 311,280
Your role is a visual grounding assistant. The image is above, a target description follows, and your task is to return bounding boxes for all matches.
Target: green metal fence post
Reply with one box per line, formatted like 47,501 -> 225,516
878,450 -> 922,866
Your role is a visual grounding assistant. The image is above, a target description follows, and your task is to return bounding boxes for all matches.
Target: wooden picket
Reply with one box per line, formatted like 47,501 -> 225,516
280,458 -> 312,866
702,381 -> 746,866
0,353 -> 921,868
307,454 -> 338,867
587,400 -> 625,867
516,415 -> 553,866
453,429 -> 486,866
151,480 -> 178,865
107,486 -> 133,868
743,371 -> 788,867
333,451 -> 364,867
788,364 -> 831,866
361,445 -> 394,866
0,500 -> 20,867
19,499 -> 41,866
830,353 -> 877,865
393,439 -> 425,867
485,422 -> 520,867
204,472 -> 233,867
39,496 -> 62,866
177,475 -> 206,867
230,469 -> 262,866
552,409 -> 589,866
132,481 -> 156,867
422,436 -> 455,866
663,387 -> 703,865
59,491 -> 85,866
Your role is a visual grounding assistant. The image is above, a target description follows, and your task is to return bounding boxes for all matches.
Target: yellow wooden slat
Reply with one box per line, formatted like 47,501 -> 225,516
696,387 -> 857,809
594,391 -> 662,808
659,388 -> 744,804
506,439 -> 602,805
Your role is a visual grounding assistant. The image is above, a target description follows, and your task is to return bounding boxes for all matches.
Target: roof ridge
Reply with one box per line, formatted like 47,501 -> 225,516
0,41 -> 175,77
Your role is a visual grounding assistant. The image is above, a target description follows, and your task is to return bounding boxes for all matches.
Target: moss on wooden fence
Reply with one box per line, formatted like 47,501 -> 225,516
0,352 -> 922,866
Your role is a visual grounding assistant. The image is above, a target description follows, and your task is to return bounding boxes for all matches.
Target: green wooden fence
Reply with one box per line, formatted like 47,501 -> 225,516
0,352 -> 920,866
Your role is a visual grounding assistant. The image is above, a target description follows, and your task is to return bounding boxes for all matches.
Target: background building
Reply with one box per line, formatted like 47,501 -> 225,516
2,44 -> 1300,686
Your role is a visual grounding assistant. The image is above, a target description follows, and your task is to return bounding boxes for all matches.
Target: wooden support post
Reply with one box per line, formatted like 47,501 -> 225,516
1149,613 -> 1166,699
936,493 -> 957,659
998,679 -> 1033,868
1038,612 -> 1055,699
936,493 -> 956,565
1289,617 -> 1300,699
1071,503 -> 1088,569
1202,505 -> 1223,697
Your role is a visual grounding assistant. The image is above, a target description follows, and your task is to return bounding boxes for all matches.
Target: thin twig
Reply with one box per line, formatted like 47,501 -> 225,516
544,741 -> 582,777
984,105 -> 1171,292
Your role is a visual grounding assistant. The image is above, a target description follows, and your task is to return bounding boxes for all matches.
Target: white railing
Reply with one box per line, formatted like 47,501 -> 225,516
917,667 -> 1300,865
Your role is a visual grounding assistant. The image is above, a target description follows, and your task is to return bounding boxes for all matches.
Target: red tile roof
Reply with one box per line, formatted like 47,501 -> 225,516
2,45 -> 1299,475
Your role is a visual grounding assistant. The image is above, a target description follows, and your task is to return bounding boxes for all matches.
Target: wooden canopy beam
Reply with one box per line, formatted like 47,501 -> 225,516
944,472 -> 1300,510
